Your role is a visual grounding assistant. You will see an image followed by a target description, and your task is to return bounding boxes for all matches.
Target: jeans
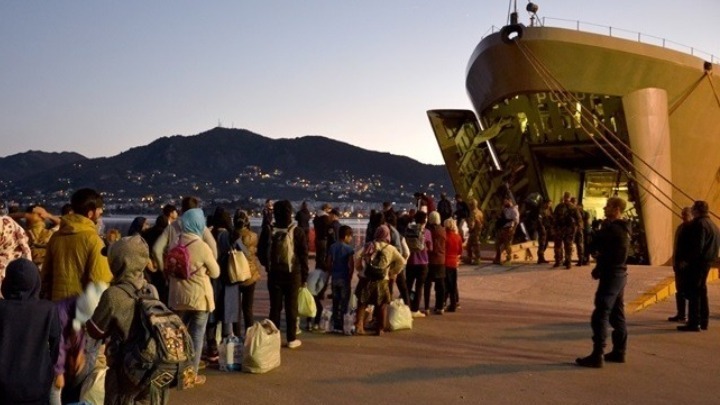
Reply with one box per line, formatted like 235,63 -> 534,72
685,263 -> 711,327
268,271 -> 301,342
405,264 -> 428,312
591,272 -> 627,353
331,278 -> 351,330
224,283 -> 256,337
178,310 -> 210,374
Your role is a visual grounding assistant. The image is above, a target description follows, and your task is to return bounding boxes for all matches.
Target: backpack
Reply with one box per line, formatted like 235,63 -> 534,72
164,238 -> 197,280
269,224 -> 296,272
404,224 -> 425,252
117,283 -> 196,390
364,244 -> 390,281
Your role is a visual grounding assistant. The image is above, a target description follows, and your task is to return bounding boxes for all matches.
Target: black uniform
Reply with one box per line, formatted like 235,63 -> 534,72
588,218 -> 630,355
679,214 -> 720,329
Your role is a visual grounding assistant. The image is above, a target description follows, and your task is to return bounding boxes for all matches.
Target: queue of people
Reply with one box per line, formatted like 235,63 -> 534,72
1,188 -> 719,403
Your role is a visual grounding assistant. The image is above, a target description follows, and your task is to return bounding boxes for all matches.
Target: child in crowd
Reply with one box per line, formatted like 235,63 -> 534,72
327,225 -> 355,332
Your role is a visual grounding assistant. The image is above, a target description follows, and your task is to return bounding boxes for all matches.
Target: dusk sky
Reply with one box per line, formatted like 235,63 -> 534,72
2,1 -> 718,165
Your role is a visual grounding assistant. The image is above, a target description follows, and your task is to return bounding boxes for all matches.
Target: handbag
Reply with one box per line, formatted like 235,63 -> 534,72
228,248 -> 251,283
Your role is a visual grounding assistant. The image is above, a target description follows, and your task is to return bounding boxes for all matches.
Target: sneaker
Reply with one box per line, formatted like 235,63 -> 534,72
433,309 -> 444,315
287,339 -> 302,349
411,311 -> 426,318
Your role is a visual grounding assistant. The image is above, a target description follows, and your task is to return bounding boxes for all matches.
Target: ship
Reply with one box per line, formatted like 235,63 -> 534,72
427,1 -> 720,265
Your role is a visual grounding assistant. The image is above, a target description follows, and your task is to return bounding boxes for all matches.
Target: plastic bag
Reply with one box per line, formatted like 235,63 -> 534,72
388,299 -> 413,331
319,308 -> 333,332
343,311 -> 355,336
242,320 -> 281,374
349,293 -> 358,312
79,363 -> 107,404
218,334 -> 243,371
306,269 -> 326,296
297,287 -> 317,318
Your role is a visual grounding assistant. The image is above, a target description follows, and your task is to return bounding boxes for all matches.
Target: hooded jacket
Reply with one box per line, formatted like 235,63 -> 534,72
0,258 -> 60,404
42,213 -> 113,301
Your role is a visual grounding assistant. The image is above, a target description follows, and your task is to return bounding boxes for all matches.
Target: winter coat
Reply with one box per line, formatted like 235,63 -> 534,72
167,233 -> 220,312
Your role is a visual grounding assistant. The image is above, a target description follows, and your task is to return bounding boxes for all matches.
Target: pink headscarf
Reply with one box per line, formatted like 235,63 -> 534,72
373,225 -> 391,243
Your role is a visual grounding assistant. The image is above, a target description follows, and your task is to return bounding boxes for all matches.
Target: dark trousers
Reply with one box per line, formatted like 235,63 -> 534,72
389,268 -> 410,305
225,283 -> 256,337
591,272 -> 627,354
406,264 -> 428,312
331,278 -> 351,330
685,264 -> 711,328
268,271 -> 301,342
445,267 -> 458,308
672,267 -> 687,318
424,264 -> 446,311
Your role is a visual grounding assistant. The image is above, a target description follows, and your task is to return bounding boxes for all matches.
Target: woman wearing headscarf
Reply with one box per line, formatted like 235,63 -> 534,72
354,225 -> 405,336
0,258 -> 60,404
166,208 -> 219,385
230,210 -> 261,337
127,217 -> 149,236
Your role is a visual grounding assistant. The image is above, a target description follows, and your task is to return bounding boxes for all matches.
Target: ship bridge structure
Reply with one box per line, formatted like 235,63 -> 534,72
428,21 -> 720,265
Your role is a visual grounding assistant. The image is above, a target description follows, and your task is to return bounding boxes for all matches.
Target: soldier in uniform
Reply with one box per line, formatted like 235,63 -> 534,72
553,192 -> 582,269
570,197 -> 586,266
536,199 -> 553,264
465,199 -> 484,265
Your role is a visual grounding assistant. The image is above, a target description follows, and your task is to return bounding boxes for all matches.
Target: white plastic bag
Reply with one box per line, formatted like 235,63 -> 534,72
297,287 -> 317,318
218,334 -> 243,371
319,308 -> 333,332
388,299 -> 413,331
306,269 -> 326,296
343,311 -> 355,336
79,364 -> 106,404
242,320 -> 281,374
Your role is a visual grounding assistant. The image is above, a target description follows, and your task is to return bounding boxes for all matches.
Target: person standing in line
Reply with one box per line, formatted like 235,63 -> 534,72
0,258 -> 61,405
326,225 -> 355,332
424,211 -> 447,315
668,207 -> 693,322
444,218 -> 463,312
493,197 -> 519,266
536,199 -> 553,264
166,208 -> 220,385
0,200 -> 32,293
453,194 -> 470,241
230,210 -> 261,337
404,211 -> 432,318
386,212 -> 410,305
575,197 -> 630,368
437,192 -> 453,224
569,198 -> 586,266
295,201 -> 312,242
261,199 -> 274,229
258,200 -> 309,349
677,200 -> 720,332
86,235 -> 171,404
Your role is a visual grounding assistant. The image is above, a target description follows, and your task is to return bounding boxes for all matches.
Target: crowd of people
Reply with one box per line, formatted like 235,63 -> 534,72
0,188 -> 718,402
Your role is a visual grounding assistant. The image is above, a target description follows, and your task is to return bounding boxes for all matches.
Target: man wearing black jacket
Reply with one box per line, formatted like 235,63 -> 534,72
677,200 -> 720,332
576,197 -> 630,368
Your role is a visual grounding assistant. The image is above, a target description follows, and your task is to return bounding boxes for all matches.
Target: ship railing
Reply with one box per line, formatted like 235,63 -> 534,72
481,18 -> 716,64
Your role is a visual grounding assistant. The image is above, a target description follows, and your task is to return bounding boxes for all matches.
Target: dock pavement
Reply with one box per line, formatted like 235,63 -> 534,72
174,262 -> 720,405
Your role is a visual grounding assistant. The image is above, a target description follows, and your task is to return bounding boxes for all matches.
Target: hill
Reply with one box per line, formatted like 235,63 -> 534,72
2,128 -> 453,210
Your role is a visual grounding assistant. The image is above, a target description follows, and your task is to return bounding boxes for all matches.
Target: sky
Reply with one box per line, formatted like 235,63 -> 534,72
1,1 -> 718,165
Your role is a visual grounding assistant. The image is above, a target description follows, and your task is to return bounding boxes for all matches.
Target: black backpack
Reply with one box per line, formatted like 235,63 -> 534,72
364,245 -> 390,281
117,283 -> 196,391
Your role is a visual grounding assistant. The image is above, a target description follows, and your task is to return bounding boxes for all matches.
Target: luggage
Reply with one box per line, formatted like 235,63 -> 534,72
388,299 -> 413,331
242,320 -> 281,374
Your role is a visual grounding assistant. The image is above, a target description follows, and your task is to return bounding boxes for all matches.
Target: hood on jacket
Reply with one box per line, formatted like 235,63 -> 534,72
107,235 -> 149,285
1,258 -> 40,300
57,213 -> 98,235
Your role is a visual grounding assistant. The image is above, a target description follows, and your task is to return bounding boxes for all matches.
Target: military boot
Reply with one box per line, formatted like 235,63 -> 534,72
575,350 -> 604,368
